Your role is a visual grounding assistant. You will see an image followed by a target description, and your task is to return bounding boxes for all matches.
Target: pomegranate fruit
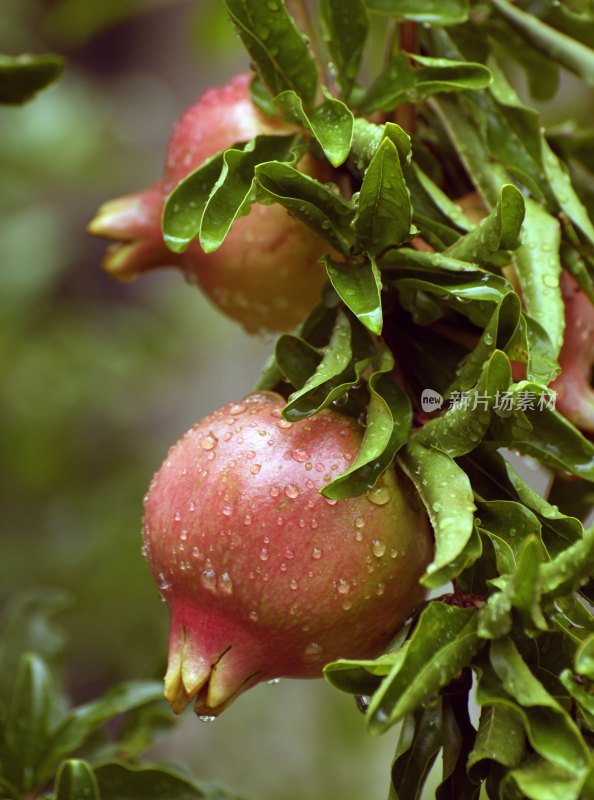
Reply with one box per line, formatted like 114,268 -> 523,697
551,272 -> 594,433
87,72 -> 333,334
142,392 -> 433,717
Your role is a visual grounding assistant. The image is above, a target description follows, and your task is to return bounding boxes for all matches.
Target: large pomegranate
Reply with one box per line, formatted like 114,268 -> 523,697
142,392 -> 433,717
88,72 -> 333,334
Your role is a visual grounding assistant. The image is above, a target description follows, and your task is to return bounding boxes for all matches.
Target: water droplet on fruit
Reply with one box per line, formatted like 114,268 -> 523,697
222,506 -> 233,517
292,448 -> 309,462
315,463 -> 324,472
285,548 -> 294,559
259,548 -> 269,562
285,483 -> 299,498
230,403 -> 246,415
267,678 -> 280,685
250,464 -> 261,474
201,434 -> 217,450
244,514 -> 252,526
372,540 -> 386,557
277,419 -> 292,428
325,497 -> 338,506
368,486 -> 390,505
290,579 -> 298,590
312,547 -> 322,560
218,572 -> 233,594
174,511 -> 181,521
337,578 -> 350,594
201,569 -> 217,591
376,582 -> 386,596
305,642 -> 323,655
249,610 -> 258,622
269,486 -> 280,498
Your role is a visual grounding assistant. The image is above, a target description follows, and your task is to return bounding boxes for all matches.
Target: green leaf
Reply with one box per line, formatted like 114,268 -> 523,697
274,89 -> 354,166
398,441 -> 476,587
505,756 -> 590,800
388,702 -> 444,800
322,344 -> 412,498
319,0 -> 369,99
542,137 -> 594,248
55,760 -> 100,800
277,311 -> 375,420
323,254 -> 382,333
540,523 -> 594,598
41,681 -> 164,780
5,653 -> 55,791
0,53 -> 64,104
367,603 -> 479,734
513,200 -> 564,356
365,0 -> 469,25
200,134 -> 298,252
575,632 -> 594,679
254,160 -> 354,252
348,118 -> 412,176
353,137 -> 413,255
490,0 -> 594,86
359,52 -> 491,115
94,762 -> 242,800
224,0 -> 318,107
489,638 -> 590,773
467,704 -> 526,782
446,184 -> 525,264
162,152 -> 227,253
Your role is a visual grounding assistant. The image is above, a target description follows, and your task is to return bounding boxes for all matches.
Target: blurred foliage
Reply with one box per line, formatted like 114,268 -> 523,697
0,2 -> 397,799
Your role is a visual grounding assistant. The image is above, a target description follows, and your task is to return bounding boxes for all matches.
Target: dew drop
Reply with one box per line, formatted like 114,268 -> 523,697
290,578 -> 298,590
269,486 -> 280,498
250,464 -> 261,475
229,403 -> 246,415
218,572 -> 233,594
285,483 -> 299,498
201,569 -> 217,591
277,419 -> 292,428
337,578 -> 350,594
312,547 -> 322,560
372,540 -> 386,558
342,598 -> 353,611
222,506 -> 233,517
376,582 -> 386,596
285,548 -> 294,559
249,610 -> 258,622
355,517 -> 365,528
259,548 -> 269,562
325,497 -> 338,506
292,448 -> 309,463
305,642 -> 323,655
315,463 -> 325,472
201,434 -> 218,451
368,486 -> 390,505
244,514 -> 252,526
174,511 -> 181,521
199,715 -> 216,723
267,678 -> 280,685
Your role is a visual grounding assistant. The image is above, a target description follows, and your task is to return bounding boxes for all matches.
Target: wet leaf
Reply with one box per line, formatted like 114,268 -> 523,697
467,703 -> 526,782
352,137 -> 413,255
388,702 -> 444,800
322,344 -> 411,498
224,0 -> 318,107
323,254 -> 382,333
319,0 -> 369,99
398,440 -> 476,587
367,603 -> 479,734
94,762 -> 241,800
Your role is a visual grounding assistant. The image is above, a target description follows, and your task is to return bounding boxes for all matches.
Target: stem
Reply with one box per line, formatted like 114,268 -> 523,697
395,20 -> 417,134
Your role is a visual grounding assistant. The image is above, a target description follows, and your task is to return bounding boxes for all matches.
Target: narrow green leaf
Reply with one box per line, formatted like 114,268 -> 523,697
367,604 -> 479,734
505,756 -> 590,800
398,441 -> 476,587
446,184 -> 525,264
365,0 -> 469,25
490,638 -> 590,772
353,137 -> 413,255
323,254 -> 382,334
542,137 -> 594,248
490,0 -> 594,85
322,344 -> 412,498
319,0 -> 369,98
467,704 -> 526,781
200,134 -> 297,252
358,52 -> 491,114
274,89 -> 354,166
540,523 -> 594,597
0,53 -> 64,104
5,653 -> 55,791
55,760 -> 100,800
255,159 -> 355,252
388,702 -> 444,800
224,0 -> 318,107
162,152 -> 226,253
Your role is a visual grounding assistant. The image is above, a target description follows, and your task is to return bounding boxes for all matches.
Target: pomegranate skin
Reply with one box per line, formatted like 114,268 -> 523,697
551,272 -> 594,433
88,72 -> 333,334
142,392 -> 433,717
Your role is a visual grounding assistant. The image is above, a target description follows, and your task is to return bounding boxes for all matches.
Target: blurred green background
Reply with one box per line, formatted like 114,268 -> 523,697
0,2 -> 400,798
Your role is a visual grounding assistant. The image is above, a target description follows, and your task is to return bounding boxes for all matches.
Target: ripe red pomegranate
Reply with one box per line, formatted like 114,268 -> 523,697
142,392 -> 433,717
551,272 -> 594,433
87,72 -> 332,334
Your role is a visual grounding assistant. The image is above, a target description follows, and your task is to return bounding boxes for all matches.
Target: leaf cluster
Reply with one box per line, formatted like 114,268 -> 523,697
0,592 -> 244,800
